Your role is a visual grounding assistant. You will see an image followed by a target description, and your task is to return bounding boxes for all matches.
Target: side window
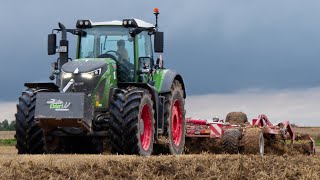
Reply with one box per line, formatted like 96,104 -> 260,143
138,32 -> 152,58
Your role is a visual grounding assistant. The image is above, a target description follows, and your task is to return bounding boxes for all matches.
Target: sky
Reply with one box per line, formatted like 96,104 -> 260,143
0,1 -> 320,125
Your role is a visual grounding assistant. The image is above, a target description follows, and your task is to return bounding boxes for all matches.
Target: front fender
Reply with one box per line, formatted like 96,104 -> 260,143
158,70 -> 186,98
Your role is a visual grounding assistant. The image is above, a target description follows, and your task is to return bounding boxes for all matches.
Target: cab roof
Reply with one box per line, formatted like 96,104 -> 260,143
91,19 -> 154,28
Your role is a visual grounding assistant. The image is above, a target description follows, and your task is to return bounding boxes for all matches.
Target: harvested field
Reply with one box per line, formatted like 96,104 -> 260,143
0,146 -> 319,179
0,127 -> 319,179
0,131 -> 14,139
294,127 -> 320,140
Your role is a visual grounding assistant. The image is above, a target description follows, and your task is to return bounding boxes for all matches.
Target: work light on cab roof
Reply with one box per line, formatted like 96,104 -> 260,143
76,20 -> 92,28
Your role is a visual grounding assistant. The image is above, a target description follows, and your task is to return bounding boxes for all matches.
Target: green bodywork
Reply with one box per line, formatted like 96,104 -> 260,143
153,69 -> 168,92
72,58 -> 117,109
89,58 -> 167,109
92,59 -> 118,108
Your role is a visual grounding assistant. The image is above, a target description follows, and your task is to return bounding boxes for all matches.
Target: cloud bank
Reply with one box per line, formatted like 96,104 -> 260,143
186,87 -> 320,126
0,102 -> 16,122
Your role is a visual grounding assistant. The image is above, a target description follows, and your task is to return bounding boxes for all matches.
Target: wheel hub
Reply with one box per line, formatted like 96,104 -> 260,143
140,104 -> 152,151
172,100 -> 182,146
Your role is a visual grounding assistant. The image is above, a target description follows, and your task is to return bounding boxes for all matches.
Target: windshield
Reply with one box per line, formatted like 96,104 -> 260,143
79,26 -> 134,64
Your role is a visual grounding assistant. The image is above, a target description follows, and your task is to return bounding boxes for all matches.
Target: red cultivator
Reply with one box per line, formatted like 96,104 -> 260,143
186,113 -> 316,155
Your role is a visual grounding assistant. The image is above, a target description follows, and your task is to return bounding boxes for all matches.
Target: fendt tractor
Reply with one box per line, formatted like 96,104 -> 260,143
15,9 -> 186,156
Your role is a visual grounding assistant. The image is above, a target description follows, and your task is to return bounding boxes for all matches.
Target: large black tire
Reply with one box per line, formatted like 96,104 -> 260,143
163,80 -> 186,155
222,128 -> 241,154
243,128 -> 264,156
15,89 -> 44,154
110,88 -> 155,156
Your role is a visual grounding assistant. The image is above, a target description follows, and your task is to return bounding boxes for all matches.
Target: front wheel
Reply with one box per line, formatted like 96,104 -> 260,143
15,89 -> 45,154
109,88 -> 155,156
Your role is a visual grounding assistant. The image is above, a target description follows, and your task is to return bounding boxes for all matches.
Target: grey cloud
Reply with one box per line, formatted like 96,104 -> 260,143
1,1 -> 320,101
186,87 -> 320,126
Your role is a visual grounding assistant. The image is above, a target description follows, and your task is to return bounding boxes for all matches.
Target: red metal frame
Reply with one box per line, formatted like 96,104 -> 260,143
186,114 -> 315,154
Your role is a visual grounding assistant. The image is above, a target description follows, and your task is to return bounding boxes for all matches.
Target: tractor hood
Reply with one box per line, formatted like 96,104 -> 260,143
61,60 -> 108,73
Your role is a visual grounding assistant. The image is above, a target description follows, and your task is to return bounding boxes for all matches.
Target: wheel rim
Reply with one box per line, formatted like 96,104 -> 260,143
172,99 -> 182,146
259,133 -> 264,156
140,104 -> 152,151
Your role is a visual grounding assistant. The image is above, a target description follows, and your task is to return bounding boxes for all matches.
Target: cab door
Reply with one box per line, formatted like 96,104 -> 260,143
135,31 -> 153,83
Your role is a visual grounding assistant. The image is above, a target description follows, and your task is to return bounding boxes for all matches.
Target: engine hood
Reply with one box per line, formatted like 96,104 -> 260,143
61,60 -> 108,73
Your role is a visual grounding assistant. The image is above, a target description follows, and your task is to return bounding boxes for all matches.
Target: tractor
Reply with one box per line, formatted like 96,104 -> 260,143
14,9 -> 186,156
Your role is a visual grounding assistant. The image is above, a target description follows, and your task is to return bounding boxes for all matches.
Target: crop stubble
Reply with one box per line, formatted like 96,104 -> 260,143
0,146 -> 319,179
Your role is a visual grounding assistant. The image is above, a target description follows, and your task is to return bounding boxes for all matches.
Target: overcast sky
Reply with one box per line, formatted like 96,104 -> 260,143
0,1 -> 320,125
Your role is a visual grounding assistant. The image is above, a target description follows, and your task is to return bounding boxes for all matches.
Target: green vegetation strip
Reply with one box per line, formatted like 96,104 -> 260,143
0,139 -> 16,146
316,140 -> 320,146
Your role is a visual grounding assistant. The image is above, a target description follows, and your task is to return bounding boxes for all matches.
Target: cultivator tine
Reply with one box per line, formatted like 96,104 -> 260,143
294,133 -> 316,155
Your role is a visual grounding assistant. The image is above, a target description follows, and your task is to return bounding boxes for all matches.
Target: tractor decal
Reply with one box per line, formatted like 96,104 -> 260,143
47,99 -> 71,111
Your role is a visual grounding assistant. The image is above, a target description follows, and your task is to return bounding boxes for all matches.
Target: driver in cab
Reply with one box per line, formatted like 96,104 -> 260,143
117,40 -> 129,61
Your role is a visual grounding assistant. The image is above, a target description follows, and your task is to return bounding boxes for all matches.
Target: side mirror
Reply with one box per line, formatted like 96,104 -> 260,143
138,57 -> 153,74
48,34 -> 56,55
154,32 -> 164,53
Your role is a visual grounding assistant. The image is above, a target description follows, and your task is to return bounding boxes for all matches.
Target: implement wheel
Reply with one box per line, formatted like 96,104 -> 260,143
225,112 -> 248,125
222,128 -> 241,154
243,128 -> 264,156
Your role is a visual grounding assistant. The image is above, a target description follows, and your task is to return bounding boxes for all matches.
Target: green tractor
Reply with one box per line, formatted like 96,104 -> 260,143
14,9 -> 186,156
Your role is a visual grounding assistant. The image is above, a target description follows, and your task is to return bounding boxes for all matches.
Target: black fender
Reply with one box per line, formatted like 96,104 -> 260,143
160,70 -> 186,98
116,82 -> 161,139
24,83 -> 60,92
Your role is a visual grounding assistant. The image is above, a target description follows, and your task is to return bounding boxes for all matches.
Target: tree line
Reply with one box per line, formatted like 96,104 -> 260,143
0,120 -> 15,131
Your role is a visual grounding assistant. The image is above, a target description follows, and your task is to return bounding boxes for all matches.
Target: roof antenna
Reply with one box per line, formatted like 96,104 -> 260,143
154,8 -> 159,30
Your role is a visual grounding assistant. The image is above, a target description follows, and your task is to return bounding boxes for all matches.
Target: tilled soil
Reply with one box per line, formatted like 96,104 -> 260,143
0,146 -> 319,179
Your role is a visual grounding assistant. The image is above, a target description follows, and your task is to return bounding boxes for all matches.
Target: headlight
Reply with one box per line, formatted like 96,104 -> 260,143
62,71 -> 72,79
81,68 -> 101,79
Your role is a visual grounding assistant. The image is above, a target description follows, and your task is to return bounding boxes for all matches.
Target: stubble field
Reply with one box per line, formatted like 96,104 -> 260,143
0,128 -> 319,179
0,146 -> 319,179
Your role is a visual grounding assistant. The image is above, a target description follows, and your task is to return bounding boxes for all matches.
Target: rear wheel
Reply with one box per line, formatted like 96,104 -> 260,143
15,89 -> 45,154
243,128 -> 264,156
110,88 -> 155,156
164,80 -> 186,155
222,128 -> 241,154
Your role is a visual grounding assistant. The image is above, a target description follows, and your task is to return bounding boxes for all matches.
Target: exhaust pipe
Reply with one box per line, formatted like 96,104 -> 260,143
58,22 -> 69,70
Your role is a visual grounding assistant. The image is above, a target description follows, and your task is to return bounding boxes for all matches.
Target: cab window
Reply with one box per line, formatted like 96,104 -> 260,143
137,31 -> 152,58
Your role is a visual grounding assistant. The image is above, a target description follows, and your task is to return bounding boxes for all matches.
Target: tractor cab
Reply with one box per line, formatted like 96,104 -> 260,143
76,19 -> 157,83
48,18 -> 163,86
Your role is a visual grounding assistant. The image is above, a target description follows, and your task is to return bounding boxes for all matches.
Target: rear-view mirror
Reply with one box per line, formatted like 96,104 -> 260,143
154,32 -> 164,53
138,57 -> 153,74
48,34 -> 56,55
